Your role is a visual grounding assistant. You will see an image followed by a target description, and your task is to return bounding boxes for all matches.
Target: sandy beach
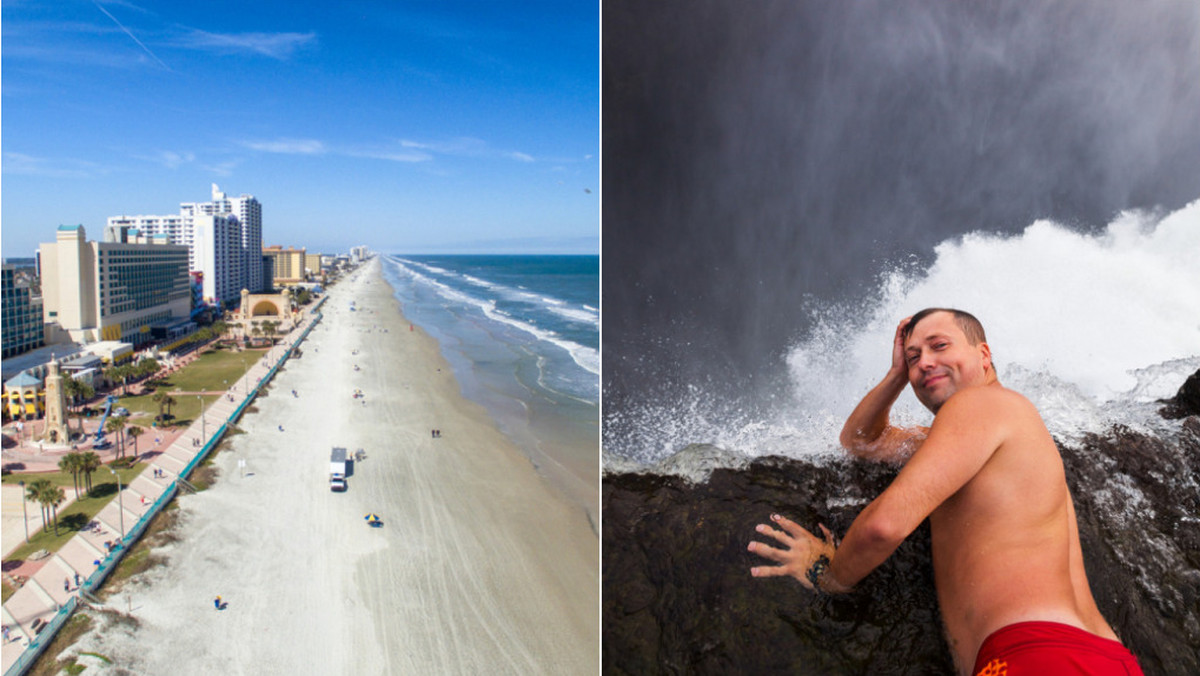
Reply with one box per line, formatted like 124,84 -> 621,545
63,259 -> 599,674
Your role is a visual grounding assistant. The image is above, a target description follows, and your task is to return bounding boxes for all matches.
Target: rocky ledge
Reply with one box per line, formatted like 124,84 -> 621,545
603,370 -> 1200,675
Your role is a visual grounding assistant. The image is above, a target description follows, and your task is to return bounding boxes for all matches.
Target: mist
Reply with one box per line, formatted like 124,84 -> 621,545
602,0 -> 1200,417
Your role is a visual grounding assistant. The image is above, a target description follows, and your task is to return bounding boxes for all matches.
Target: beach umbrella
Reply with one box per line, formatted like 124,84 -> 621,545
364,514 -> 380,523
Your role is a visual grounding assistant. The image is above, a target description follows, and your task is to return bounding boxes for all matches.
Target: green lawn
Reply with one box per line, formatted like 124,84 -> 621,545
101,346 -> 266,428
2,346 -> 268,563
162,346 -> 267,392
3,462 -> 146,562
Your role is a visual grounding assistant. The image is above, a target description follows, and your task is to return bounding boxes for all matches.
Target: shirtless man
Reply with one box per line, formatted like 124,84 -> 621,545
747,308 -> 1143,674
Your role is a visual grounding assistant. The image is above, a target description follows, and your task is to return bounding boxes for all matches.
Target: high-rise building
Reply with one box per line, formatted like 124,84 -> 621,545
305,253 -> 323,276
39,225 -> 191,346
2,265 -> 45,359
182,184 -> 263,297
262,245 -> 308,286
106,184 -> 264,306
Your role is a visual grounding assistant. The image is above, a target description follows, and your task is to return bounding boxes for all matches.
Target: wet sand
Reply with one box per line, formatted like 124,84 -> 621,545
65,259 -> 598,674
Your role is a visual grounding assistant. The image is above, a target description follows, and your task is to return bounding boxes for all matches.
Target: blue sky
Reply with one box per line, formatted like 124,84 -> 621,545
1,0 -> 598,257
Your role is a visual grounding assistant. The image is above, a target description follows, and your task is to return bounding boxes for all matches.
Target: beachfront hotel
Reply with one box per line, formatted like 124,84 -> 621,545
262,245 -> 308,287
38,225 -> 191,347
1,265 -> 45,359
105,184 -> 265,307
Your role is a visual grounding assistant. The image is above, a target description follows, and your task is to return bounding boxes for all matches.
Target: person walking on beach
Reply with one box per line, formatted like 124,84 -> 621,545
214,596 -> 222,610
748,308 -> 1143,675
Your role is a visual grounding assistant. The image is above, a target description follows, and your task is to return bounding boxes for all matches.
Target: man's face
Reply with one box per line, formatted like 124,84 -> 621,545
903,311 -> 991,413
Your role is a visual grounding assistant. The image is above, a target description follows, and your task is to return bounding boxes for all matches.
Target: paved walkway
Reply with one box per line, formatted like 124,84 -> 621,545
0,318 -> 316,672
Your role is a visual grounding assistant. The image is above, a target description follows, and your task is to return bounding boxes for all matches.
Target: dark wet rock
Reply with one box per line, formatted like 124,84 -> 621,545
1159,369 -> 1200,419
604,400 -> 1200,675
604,456 -> 952,675
1063,417 -> 1200,676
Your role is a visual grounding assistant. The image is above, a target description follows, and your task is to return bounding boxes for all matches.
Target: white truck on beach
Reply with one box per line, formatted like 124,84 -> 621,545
330,447 -> 348,492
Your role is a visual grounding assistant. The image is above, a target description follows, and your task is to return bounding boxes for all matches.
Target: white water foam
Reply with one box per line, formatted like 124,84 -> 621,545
399,257 -> 599,329
389,257 -> 601,377
607,199 -> 1200,470
479,302 -> 601,375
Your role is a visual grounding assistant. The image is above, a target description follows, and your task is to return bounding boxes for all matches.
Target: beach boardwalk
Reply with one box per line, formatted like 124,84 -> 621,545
1,311 -> 322,674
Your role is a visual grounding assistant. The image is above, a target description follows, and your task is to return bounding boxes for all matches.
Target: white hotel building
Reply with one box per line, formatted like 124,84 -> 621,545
106,184 -> 264,306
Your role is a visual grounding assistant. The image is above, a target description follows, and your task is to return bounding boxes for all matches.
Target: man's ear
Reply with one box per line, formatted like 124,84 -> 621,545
979,342 -> 992,372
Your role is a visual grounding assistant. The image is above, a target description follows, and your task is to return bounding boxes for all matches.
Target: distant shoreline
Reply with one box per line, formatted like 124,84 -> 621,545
376,253 -> 600,530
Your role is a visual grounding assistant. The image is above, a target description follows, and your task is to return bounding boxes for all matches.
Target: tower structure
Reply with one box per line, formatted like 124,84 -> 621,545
42,358 -> 71,445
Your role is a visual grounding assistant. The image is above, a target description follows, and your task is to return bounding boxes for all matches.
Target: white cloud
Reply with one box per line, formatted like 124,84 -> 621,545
136,150 -> 194,169
240,136 -> 534,166
201,159 -> 240,177
400,137 -> 535,162
348,149 -> 433,163
2,152 -> 102,178
173,29 -> 317,60
242,139 -> 326,155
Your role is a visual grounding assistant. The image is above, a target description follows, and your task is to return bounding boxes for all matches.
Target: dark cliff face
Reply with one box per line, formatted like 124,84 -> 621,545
603,458 -> 951,675
602,372 -> 1200,675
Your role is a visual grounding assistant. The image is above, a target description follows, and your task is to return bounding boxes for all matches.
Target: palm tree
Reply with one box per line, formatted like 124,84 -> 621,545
58,452 -> 84,499
163,395 -> 177,422
106,415 -> 128,459
114,364 -> 136,395
63,376 -> 82,409
104,365 -> 126,395
80,451 -> 102,495
103,365 -> 120,392
63,377 -> 83,433
25,478 -> 54,531
40,484 -> 66,536
153,391 -> 168,423
127,426 -> 144,457
77,381 -> 95,434
138,358 -> 160,379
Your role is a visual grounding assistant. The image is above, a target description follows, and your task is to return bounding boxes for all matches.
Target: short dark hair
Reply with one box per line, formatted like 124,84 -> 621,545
902,308 -> 987,345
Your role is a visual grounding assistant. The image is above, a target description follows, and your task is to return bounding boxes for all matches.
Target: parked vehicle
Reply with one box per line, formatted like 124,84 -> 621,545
330,447 -> 348,492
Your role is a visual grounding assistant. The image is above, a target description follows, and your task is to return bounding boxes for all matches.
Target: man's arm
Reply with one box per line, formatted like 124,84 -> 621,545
839,317 -> 926,463
752,387 -> 1006,590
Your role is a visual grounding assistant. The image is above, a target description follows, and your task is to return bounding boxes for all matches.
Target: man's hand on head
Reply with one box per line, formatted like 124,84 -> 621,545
891,315 -> 913,377
748,514 -> 850,593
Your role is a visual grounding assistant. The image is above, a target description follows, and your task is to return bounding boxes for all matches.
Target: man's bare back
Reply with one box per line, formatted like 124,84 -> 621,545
920,384 -> 1117,668
748,309 -> 1135,674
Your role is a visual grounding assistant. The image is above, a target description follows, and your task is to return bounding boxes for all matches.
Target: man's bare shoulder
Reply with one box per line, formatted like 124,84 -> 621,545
935,383 -> 1036,423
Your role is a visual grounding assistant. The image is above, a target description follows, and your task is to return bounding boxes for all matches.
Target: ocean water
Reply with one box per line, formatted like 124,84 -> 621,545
379,254 -> 599,516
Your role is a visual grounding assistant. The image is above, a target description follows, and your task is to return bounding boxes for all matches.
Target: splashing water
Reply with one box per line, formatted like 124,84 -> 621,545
605,199 -> 1200,472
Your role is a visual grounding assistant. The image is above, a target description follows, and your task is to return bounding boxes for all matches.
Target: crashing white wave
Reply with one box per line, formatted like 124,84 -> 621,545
606,199 -> 1200,470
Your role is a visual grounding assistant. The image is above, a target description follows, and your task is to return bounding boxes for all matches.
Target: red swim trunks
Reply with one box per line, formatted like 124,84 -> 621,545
973,621 -> 1144,675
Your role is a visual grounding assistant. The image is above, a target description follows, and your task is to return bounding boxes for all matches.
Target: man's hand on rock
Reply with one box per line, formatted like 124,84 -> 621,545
748,514 -> 849,593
